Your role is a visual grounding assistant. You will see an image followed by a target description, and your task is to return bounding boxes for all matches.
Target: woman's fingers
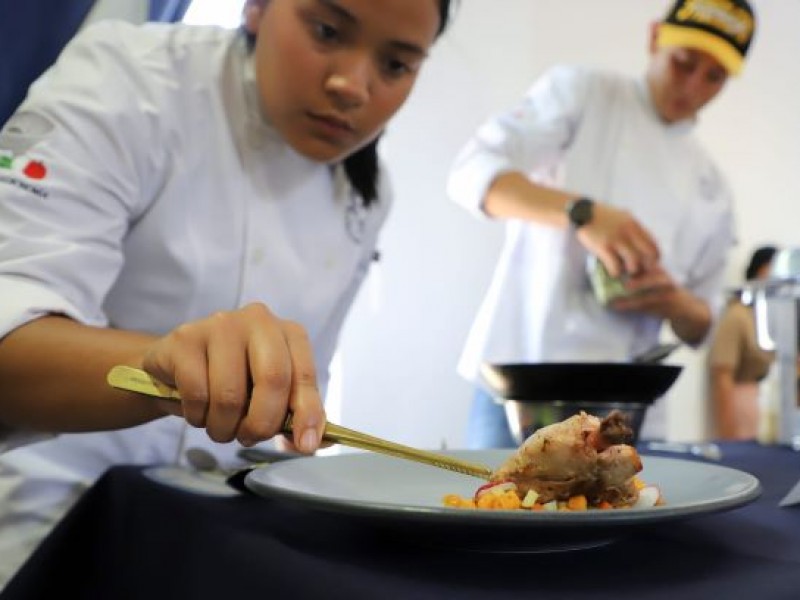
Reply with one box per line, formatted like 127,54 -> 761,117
205,311 -> 250,443
233,303 -> 325,453
242,315 -> 324,453
142,303 -> 324,450
143,324 -> 210,428
281,320 -> 325,454
235,304 -> 294,446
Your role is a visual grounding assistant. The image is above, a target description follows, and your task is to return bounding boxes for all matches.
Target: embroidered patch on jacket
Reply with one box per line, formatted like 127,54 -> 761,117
0,113 -> 53,197
0,151 -> 50,197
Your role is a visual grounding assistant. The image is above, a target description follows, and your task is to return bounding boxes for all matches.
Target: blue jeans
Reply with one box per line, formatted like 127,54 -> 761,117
465,387 -> 517,449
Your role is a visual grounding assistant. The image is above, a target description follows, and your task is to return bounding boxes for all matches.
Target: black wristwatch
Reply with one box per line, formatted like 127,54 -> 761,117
565,196 -> 594,229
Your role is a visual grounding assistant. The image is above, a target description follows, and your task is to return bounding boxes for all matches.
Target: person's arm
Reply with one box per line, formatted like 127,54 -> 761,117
0,305 -> 326,453
610,266 -> 712,344
671,164 -> 737,345
665,289 -> 712,344
448,66 -> 660,278
484,172 -> 660,277
0,316 -> 158,432
710,365 -> 738,439
706,304 -> 743,438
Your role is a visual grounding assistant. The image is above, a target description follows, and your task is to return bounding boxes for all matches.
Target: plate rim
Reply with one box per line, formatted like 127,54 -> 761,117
244,451 -> 762,528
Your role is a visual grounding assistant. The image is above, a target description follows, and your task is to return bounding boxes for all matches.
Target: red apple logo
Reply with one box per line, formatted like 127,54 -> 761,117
23,160 -> 47,180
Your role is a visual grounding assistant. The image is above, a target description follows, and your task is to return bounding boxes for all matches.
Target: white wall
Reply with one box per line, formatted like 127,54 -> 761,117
336,0 -> 800,447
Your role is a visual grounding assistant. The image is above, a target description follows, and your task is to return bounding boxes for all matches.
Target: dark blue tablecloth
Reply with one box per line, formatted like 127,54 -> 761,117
2,442 -> 799,600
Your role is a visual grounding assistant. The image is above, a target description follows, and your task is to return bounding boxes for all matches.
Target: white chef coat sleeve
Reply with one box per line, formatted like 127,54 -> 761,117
446,65 -> 590,217
0,427 -> 53,454
0,21 -> 163,340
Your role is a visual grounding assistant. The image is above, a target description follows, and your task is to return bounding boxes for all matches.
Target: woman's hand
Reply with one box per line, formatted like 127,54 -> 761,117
139,303 -> 325,454
577,203 -> 660,277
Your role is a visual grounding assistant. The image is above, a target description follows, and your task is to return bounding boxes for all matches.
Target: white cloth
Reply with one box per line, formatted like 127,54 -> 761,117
447,65 -> 736,435
0,21 -> 390,585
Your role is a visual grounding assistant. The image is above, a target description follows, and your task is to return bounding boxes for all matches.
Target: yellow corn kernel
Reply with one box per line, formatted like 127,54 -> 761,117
442,494 -> 475,508
566,495 -> 588,511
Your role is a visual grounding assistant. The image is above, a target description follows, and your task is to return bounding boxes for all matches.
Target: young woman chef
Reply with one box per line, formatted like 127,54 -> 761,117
0,0 -> 455,587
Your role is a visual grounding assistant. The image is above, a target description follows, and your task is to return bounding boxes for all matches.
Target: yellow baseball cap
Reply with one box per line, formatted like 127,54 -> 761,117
657,0 -> 756,76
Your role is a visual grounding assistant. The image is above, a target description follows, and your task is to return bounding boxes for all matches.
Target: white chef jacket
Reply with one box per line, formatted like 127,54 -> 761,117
0,21 -> 390,585
448,65 -> 735,382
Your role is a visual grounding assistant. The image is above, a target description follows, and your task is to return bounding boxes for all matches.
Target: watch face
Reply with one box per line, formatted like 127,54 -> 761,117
569,198 -> 594,227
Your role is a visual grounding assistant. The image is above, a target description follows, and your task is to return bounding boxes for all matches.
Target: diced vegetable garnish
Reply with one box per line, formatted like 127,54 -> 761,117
476,489 -> 522,510
521,489 -> 539,508
443,482 -> 665,512
566,495 -> 588,511
633,485 -> 661,508
473,480 -> 516,502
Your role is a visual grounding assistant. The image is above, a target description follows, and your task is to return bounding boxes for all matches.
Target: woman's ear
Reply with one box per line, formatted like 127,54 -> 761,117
242,0 -> 266,35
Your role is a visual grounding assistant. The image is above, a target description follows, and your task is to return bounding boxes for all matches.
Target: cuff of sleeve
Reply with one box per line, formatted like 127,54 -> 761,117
447,144 -> 514,219
0,276 -> 105,340
0,426 -> 55,453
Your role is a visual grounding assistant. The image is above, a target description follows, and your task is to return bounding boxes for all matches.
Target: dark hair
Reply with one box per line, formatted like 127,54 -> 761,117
244,0 -> 455,207
745,245 -> 778,281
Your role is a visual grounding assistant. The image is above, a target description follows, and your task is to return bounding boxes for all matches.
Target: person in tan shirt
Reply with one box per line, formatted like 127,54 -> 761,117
709,246 -> 777,440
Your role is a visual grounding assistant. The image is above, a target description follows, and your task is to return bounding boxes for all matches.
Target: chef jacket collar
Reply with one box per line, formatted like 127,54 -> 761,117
635,76 -> 697,135
240,46 -> 285,150
220,32 -> 296,161
222,32 -> 345,192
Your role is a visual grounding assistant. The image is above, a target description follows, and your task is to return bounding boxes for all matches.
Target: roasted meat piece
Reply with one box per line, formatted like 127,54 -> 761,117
491,410 -> 642,506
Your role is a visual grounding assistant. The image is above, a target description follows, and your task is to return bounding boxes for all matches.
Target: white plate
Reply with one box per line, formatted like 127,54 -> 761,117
245,450 -> 761,552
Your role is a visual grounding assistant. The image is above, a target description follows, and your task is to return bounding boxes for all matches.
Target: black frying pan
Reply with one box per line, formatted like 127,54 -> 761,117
480,362 -> 683,404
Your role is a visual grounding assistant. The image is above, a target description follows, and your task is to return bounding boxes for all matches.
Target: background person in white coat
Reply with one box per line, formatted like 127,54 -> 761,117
447,0 -> 756,448
0,0 -> 454,587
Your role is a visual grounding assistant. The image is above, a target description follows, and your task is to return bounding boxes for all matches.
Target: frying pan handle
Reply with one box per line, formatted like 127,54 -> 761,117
631,342 -> 681,364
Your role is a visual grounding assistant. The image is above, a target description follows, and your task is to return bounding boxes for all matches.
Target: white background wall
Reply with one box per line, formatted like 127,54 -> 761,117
335,0 -> 800,448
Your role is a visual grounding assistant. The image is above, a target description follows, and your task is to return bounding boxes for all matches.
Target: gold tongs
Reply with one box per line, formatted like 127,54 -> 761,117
107,365 -> 494,480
